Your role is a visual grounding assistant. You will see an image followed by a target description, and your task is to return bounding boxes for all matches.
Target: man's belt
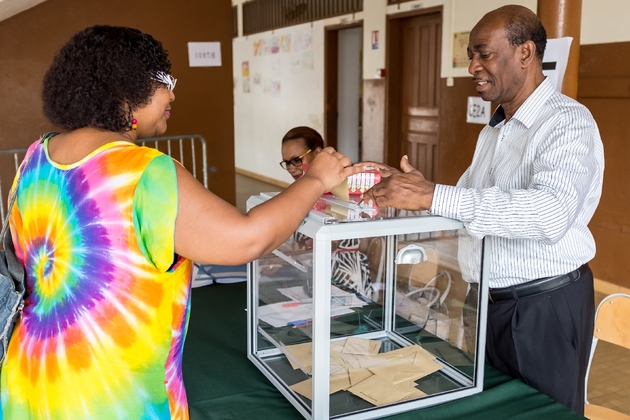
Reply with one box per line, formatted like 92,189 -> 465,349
489,264 -> 588,303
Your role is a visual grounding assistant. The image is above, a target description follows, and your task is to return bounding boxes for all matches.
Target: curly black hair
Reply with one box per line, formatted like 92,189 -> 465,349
42,25 -> 171,132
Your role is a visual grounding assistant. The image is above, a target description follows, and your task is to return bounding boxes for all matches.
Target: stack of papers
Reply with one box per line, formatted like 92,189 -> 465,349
285,337 -> 442,406
258,285 -> 368,328
192,263 -> 247,287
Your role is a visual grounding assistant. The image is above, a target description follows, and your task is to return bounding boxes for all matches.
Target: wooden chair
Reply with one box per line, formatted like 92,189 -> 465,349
584,293 -> 630,420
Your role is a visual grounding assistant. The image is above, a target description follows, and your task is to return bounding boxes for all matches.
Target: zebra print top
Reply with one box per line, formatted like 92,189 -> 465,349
331,238 -> 373,298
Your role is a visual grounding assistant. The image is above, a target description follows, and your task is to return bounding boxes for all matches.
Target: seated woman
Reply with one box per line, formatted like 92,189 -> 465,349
279,126 -> 373,299
280,126 -> 324,180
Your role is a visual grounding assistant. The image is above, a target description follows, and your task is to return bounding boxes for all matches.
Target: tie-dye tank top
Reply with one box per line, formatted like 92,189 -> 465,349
1,137 -> 193,419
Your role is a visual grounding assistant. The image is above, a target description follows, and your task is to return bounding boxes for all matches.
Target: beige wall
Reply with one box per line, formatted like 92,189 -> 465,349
578,41 -> 630,288
0,0 -> 236,204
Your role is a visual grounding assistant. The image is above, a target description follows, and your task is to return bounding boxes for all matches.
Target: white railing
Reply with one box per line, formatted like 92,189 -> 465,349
0,134 -> 208,221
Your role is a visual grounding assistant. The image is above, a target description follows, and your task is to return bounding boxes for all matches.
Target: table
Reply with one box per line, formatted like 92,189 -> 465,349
183,283 -> 585,420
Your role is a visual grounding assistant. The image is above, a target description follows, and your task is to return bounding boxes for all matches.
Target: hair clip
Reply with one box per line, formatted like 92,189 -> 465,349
152,71 -> 177,92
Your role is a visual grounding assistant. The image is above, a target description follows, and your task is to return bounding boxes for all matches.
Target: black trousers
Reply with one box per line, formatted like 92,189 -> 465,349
466,267 -> 594,415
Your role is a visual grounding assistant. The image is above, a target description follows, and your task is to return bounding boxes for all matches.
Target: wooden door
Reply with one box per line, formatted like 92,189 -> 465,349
398,13 -> 441,181
324,28 -> 339,150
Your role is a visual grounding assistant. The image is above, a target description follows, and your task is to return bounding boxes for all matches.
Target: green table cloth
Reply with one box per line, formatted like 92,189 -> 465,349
183,283 -> 584,420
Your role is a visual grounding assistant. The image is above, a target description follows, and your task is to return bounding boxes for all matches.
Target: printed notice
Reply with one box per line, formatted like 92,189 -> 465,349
188,42 -> 222,67
466,96 -> 491,125
542,37 -> 572,92
452,32 -> 470,68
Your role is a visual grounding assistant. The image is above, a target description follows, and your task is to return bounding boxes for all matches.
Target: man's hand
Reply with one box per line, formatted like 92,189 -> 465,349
361,156 -> 435,210
353,161 -> 400,178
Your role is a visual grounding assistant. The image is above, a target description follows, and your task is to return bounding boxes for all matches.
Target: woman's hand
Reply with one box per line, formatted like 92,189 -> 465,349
174,147 -> 363,265
301,147 -> 363,192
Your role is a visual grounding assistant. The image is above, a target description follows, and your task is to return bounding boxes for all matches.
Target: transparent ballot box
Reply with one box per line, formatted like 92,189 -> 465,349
247,193 -> 488,420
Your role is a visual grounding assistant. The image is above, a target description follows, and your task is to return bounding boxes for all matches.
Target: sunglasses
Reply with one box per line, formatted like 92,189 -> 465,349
279,148 -> 313,170
152,71 -> 177,92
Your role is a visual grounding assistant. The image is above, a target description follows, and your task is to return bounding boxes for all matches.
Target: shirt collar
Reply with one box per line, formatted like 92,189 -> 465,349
488,77 -> 555,128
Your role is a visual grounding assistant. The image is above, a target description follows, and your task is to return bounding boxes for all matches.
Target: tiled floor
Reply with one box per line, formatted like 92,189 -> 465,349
235,174 -> 630,415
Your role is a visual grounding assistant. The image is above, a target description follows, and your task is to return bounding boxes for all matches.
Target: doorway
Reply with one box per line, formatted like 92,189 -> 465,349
386,7 -> 442,180
325,23 -> 363,163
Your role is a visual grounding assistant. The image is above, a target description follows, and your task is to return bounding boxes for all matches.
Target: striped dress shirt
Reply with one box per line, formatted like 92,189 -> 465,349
430,77 -> 604,288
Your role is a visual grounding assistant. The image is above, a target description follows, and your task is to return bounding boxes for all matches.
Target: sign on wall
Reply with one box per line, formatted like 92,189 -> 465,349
452,32 -> 470,69
466,96 -> 491,125
542,37 -> 573,92
371,30 -> 379,50
188,42 -> 222,67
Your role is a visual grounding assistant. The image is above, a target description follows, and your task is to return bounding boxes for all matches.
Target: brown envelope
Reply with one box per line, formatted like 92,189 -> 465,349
285,342 -> 312,371
348,367 -> 374,386
358,354 -> 393,369
330,180 -> 350,202
290,378 -> 313,400
342,336 -> 382,355
396,380 -> 428,401
289,372 -> 351,401
330,338 -> 348,353
369,361 -> 428,384
347,375 -> 413,406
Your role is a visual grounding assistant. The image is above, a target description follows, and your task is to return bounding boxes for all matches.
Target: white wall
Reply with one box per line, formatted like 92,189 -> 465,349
233,12 -> 364,184
232,0 -> 630,184
582,0 -> 630,45
0,0 -> 46,22
363,0 -> 387,79
337,26 -> 363,163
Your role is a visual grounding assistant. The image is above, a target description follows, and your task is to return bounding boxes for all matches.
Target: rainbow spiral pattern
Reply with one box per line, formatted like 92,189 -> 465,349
1,140 -> 192,419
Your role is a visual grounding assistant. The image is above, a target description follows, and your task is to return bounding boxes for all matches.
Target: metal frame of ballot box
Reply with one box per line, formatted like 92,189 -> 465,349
246,193 -> 489,420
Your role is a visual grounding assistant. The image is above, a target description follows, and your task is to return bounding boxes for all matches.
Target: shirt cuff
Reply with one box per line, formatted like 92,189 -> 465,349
430,184 -> 462,220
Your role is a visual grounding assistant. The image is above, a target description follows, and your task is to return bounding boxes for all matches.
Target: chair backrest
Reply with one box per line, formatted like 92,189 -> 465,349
585,292 -> 630,405
593,293 -> 630,350
366,237 -> 385,285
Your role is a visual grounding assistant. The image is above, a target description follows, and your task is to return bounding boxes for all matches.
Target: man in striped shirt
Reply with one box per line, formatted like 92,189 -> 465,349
361,5 -> 604,415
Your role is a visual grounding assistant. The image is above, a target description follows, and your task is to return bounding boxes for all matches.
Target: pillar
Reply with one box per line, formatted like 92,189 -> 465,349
537,0 -> 582,99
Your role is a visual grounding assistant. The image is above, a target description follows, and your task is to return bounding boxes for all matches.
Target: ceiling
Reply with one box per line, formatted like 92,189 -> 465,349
0,0 -> 46,23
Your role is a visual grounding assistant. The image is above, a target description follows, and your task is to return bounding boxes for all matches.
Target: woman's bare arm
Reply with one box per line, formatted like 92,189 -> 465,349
174,148 -> 363,264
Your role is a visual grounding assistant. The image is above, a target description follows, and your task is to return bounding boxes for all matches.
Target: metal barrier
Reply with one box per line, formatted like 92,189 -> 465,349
135,134 -> 208,189
0,134 -> 208,221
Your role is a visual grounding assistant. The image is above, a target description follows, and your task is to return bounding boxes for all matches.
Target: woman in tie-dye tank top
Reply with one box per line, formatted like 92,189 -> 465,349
1,26 -> 360,420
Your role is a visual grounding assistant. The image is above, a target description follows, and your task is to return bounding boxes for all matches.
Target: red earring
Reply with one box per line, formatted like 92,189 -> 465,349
127,119 -> 138,130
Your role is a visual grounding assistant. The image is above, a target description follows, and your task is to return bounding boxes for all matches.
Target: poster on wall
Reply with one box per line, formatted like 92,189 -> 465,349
241,61 -> 250,93
271,37 -> 280,54
301,30 -> 313,50
452,32 -> 470,68
188,42 -> 222,67
542,37 -> 572,92
301,51 -> 313,70
253,40 -> 263,56
371,31 -> 379,50
280,35 -> 291,52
